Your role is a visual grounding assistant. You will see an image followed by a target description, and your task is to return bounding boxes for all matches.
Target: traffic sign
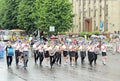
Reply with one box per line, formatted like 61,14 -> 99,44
49,26 -> 55,32
100,22 -> 103,30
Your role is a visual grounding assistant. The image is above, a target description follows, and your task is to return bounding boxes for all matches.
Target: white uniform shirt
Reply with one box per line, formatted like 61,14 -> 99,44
55,45 -> 60,52
44,45 -> 48,51
14,43 -> 21,50
33,44 -> 38,50
38,45 -> 44,52
23,43 -> 30,51
79,46 -> 82,51
101,45 -> 107,52
89,45 -> 95,52
62,45 -> 66,51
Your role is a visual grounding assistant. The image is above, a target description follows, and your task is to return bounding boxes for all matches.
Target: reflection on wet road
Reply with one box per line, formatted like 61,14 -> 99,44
0,52 -> 120,81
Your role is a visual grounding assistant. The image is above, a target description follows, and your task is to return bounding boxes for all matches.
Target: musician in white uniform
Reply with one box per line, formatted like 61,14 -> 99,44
79,43 -> 86,64
43,42 -> 50,66
87,43 -> 95,66
48,43 -> 56,68
101,42 -> 107,65
33,41 -> 39,64
13,41 -> 21,66
38,43 -> 44,66
55,43 -> 62,65
69,42 -> 76,66
22,40 -> 30,69
61,43 -> 68,65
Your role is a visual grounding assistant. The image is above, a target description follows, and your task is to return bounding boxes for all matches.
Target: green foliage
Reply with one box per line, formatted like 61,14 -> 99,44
79,31 -> 100,37
79,32 -> 86,37
0,0 -> 21,29
92,31 -> 100,35
0,0 -> 6,28
0,0 -> 74,34
17,0 -> 36,34
34,0 -> 74,33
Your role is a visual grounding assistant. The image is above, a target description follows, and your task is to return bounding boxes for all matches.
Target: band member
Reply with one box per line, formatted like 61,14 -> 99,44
88,43 -> 95,66
69,42 -> 76,66
79,43 -> 86,64
5,41 -> 14,68
61,43 -> 68,65
55,43 -> 62,65
13,41 -> 21,66
22,40 -> 30,69
101,42 -> 107,65
75,44 -> 79,65
38,43 -> 44,66
94,43 -> 100,65
48,43 -> 56,68
43,42 -> 50,66
117,44 -> 120,53
33,41 -> 39,64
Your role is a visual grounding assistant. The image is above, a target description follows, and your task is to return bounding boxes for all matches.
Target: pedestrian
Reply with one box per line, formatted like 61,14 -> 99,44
94,43 -> 100,65
61,43 -> 69,65
43,42 -> 50,66
87,43 -> 95,66
79,43 -> 86,64
75,44 -> 79,65
101,42 -> 107,65
48,43 -> 56,68
33,41 -> 39,64
13,40 -> 21,66
55,43 -> 62,65
5,41 -> 14,68
38,43 -> 44,66
69,42 -> 76,66
22,40 -> 30,69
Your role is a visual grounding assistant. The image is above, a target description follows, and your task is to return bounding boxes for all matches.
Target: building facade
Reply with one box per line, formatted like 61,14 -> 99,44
69,0 -> 120,34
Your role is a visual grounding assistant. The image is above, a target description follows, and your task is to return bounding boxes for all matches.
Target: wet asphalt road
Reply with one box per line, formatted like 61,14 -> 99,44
0,50 -> 120,81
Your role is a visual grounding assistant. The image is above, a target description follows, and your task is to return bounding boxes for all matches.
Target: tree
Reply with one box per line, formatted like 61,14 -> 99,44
0,0 -> 20,29
0,0 -> 7,28
35,0 -> 74,33
0,0 -> 74,34
17,0 -> 36,34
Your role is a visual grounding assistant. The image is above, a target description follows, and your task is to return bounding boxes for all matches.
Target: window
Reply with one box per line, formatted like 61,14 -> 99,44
94,20 -> 96,30
100,6 -> 102,17
83,0 -> 86,6
89,8 -> 90,16
106,5 -> 108,16
88,0 -> 90,4
94,9 -> 96,17
94,0 -> 96,3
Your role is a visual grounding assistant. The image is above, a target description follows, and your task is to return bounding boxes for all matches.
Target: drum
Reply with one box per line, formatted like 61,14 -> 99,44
7,48 -> 14,56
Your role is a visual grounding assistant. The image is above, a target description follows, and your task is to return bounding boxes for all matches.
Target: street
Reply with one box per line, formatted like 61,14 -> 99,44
0,50 -> 120,81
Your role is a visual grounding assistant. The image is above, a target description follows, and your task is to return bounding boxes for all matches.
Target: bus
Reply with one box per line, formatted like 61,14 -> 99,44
0,29 -> 27,42
9,29 -> 26,41
0,30 -> 10,42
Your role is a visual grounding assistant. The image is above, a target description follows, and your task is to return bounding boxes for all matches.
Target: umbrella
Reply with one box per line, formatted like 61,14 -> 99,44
50,35 -> 58,40
10,29 -> 25,32
91,34 -> 98,38
97,35 -> 107,39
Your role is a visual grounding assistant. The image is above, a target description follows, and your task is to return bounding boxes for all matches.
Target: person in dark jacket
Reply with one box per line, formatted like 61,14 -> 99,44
5,41 -> 14,68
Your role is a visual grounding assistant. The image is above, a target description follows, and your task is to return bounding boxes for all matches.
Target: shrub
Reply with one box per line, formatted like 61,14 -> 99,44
79,32 -> 86,37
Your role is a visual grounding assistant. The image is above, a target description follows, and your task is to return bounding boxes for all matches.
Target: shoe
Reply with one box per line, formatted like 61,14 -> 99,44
71,64 -> 74,66
64,62 -> 67,65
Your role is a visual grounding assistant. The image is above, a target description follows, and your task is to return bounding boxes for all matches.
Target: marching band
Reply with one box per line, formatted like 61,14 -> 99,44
3,36 -> 120,69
